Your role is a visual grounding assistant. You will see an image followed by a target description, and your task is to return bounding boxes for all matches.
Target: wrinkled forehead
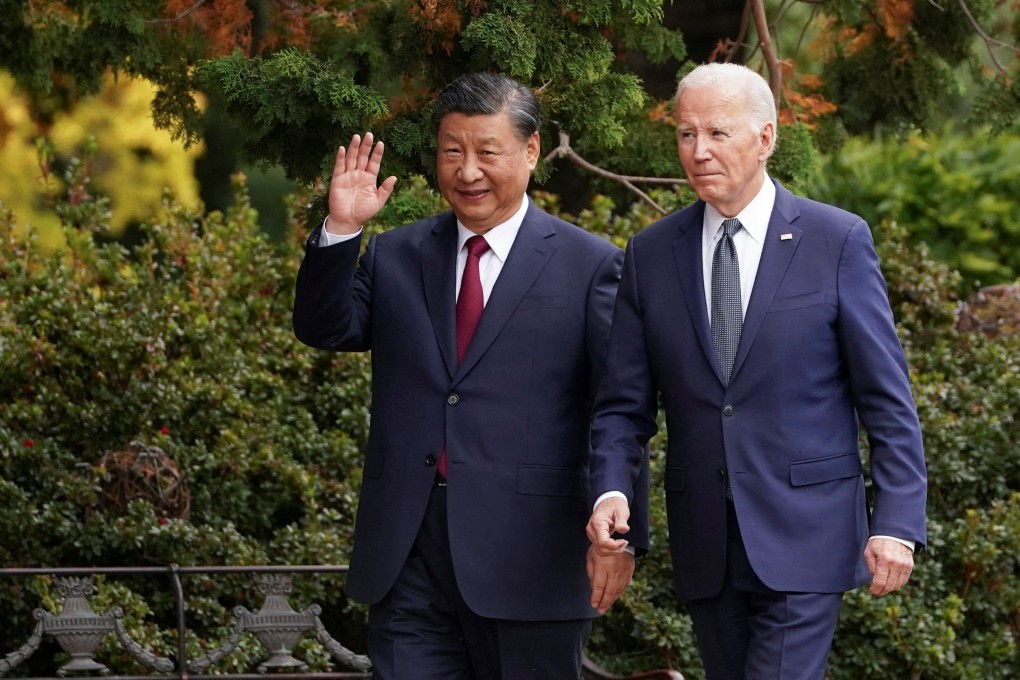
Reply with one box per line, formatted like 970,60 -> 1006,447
676,92 -> 748,130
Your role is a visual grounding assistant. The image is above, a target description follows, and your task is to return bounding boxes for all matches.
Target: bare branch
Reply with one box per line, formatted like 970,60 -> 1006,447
721,2 -> 753,63
535,79 -> 554,94
750,0 -> 783,102
544,132 -> 687,215
956,0 -> 1014,75
146,0 -> 209,24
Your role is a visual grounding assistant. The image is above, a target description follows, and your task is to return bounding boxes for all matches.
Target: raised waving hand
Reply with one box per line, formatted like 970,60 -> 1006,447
326,132 -> 398,235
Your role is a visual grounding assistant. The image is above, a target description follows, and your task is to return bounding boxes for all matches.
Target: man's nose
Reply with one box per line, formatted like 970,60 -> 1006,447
458,154 -> 483,181
693,135 -> 713,160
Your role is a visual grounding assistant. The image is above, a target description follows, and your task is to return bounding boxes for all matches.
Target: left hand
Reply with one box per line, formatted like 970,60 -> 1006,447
587,545 -> 635,614
864,537 -> 914,596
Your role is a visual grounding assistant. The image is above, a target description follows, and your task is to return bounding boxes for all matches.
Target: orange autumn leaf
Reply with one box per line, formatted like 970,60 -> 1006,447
408,0 -> 464,56
878,0 -> 916,42
648,101 -> 676,126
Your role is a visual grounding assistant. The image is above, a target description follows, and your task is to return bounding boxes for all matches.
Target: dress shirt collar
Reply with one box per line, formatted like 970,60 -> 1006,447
456,195 -> 528,263
702,174 -> 776,247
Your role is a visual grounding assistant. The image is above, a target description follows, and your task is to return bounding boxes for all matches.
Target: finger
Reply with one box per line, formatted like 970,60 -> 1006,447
333,144 -> 347,178
377,175 -> 398,204
355,131 -> 374,171
587,519 -> 628,553
610,503 -> 631,535
864,549 -> 878,575
587,502 -> 627,539
589,570 -> 608,611
365,138 -> 386,177
870,564 -> 909,596
597,560 -> 633,613
344,134 -> 362,173
593,577 -> 614,614
870,559 -> 890,594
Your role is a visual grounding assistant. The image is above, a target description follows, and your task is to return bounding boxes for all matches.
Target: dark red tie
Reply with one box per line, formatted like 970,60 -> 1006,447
456,235 -> 491,365
439,235 -> 490,478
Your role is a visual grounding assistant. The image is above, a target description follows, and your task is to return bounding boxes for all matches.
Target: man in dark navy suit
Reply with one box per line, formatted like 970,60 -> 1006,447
293,72 -> 637,679
586,63 -> 927,679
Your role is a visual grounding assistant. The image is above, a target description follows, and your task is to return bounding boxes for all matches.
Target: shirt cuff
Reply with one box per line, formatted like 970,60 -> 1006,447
869,535 -> 916,552
318,218 -> 362,247
594,490 -> 627,512
592,491 -> 635,555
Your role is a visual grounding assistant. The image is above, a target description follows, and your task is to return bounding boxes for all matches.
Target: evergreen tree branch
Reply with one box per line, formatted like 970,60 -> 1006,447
544,131 -> 686,215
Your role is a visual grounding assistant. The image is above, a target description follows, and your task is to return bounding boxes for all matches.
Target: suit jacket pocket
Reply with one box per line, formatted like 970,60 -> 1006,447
363,450 -> 384,479
516,465 -> 586,497
664,467 -> 685,492
516,295 -> 569,310
789,452 -> 863,487
767,290 -> 826,313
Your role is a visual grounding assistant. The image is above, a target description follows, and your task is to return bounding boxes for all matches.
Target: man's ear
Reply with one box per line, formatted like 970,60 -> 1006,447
760,121 -> 776,162
526,132 -> 541,170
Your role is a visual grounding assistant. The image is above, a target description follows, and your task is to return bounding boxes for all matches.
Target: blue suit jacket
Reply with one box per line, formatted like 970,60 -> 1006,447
591,181 -> 927,600
293,202 -> 628,620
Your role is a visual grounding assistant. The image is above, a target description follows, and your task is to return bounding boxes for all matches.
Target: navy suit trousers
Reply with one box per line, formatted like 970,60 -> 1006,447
367,485 -> 592,680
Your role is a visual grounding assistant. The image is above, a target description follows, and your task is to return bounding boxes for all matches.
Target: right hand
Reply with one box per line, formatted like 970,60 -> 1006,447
586,496 -> 631,555
326,132 -> 398,235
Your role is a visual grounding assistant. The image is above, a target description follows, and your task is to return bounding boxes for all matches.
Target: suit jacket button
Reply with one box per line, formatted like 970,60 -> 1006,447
425,454 -> 437,466
722,404 -> 734,416
447,393 -> 460,405
717,469 -> 727,480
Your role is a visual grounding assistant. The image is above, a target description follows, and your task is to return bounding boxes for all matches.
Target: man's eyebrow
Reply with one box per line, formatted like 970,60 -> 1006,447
677,121 -> 730,132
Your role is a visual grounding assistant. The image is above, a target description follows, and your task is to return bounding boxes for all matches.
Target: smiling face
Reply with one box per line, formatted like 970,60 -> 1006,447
436,111 -> 540,234
675,83 -> 774,217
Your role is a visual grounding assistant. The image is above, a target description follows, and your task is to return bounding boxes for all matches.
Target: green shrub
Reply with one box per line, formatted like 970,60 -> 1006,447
0,162 -> 374,668
1,148 -> 1017,678
808,126 -> 1020,289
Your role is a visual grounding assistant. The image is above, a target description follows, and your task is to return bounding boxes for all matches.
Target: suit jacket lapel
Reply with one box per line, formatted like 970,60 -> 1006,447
731,182 -> 802,382
454,205 -> 555,382
672,205 -> 719,376
421,214 -> 459,377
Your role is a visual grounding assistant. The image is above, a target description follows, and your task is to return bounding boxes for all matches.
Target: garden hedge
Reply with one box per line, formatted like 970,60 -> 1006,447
1,153 -> 1017,677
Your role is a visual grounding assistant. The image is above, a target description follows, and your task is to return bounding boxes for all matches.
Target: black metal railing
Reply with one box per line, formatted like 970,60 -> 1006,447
0,565 -> 371,680
0,564 -> 684,680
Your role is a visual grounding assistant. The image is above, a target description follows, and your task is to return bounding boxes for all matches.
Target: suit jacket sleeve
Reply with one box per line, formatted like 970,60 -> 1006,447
292,226 -> 373,352
586,247 -> 626,398
837,220 -> 928,548
590,239 -> 656,552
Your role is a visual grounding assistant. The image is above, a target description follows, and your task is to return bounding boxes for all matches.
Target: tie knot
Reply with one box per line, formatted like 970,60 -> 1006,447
466,235 -> 490,258
722,218 -> 742,238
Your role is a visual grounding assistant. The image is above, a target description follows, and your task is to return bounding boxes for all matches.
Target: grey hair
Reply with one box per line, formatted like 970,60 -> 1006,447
432,72 -> 540,141
675,63 -> 778,156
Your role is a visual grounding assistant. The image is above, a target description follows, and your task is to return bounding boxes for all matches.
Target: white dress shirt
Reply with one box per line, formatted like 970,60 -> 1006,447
319,196 -> 529,305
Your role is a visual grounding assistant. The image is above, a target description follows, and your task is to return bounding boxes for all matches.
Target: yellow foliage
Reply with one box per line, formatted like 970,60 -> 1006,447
0,71 -> 203,248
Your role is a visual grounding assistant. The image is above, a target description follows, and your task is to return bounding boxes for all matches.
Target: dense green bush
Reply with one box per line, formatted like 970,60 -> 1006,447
808,126 -> 1020,289
0,160 -> 378,669
1,153 -> 1017,677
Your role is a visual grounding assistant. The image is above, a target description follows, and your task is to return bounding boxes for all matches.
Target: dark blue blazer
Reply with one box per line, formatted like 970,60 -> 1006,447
591,181 -> 927,601
293,202 -> 627,620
